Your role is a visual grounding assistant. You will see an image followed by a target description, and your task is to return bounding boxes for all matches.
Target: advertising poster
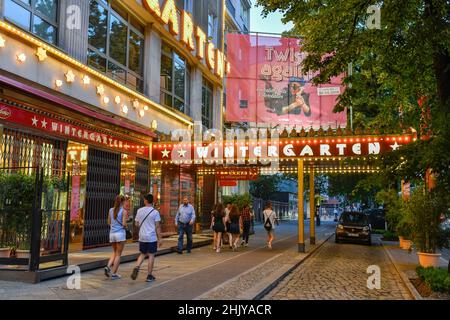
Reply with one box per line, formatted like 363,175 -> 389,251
226,33 -> 347,128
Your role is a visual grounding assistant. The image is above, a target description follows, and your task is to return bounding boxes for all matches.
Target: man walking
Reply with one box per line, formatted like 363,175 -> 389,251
175,196 -> 196,254
131,194 -> 162,282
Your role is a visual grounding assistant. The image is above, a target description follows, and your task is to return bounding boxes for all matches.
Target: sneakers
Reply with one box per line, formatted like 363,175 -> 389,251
240,240 -> 245,246
244,243 -> 248,247
146,274 -> 156,282
111,274 -> 122,280
131,266 -> 139,280
104,266 -> 111,277
216,247 -> 221,253
267,242 -> 272,249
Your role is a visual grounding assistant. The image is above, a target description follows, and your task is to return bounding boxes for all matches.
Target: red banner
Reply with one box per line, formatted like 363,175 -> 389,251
0,104 -> 149,157
225,34 -> 347,128
216,167 -> 259,180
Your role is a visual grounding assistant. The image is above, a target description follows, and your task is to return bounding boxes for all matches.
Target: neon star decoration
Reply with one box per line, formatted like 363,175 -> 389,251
390,142 -> 400,151
31,116 -> 38,126
0,35 -> 5,47
115,96 -> 121,104
161,149 -> 170,158
177,149 -> 187,157
65,70 -> 76,83
139,109 -> 145,117
122,105 -> 128,114
96,84 -> 105,96
143,105 -> 149,111
103,96 -> 110,104
133,100 -> 139,109
82,75 -> 91,85
35,47 -> 47,61
16,53 -> 26,63
55,80 -> 63,88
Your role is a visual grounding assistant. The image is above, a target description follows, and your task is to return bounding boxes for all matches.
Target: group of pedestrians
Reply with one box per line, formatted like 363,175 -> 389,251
105,194 -> 279,282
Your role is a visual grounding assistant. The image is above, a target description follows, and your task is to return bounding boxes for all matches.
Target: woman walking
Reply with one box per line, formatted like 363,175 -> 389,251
105,195 -> 127,279
228,205 -> 242,251
240,204 -> 253,247
263,202 -> 278,249
210,203 -> 226,253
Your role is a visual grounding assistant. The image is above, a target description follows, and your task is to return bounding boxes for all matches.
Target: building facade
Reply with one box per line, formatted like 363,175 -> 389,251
0,0 -> 226,253
221,0 -> 251,197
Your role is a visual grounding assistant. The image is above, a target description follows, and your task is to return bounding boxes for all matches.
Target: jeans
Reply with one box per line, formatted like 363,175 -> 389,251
242,221 -> 251,243
178,223 -> 193,252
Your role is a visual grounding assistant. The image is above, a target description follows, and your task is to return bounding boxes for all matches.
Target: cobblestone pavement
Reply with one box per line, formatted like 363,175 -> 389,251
265,239 -> 413,300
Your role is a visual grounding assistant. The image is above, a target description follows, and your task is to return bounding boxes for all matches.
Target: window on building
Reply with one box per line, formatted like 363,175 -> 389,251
240,1 -> 250,27
88,0 -> 144,92
160,43 -> 190,115
207,7 -> 218,46
202,79 -> 214,129
183,0 -> 193,13
3,0 -> 58,45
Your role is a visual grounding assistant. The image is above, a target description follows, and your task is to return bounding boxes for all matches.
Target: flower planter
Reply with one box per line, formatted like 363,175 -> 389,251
402,240 -> 413,250
15,250 -> 30,259
0,248 -> 11,258
418,252 -> 441,268
398,236 -> 404,248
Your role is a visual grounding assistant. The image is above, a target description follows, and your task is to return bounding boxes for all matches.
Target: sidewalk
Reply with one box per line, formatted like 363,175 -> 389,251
379,237 -> 450,300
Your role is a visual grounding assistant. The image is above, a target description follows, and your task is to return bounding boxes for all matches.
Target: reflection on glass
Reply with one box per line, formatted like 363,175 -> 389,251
107,61 -> 126,84
129,31 -> 143,74
160,54 -> 173,92
88,0 -> 108,53
109,14 -> 127,66
121,154 -> 136,240
174,56 -> 186,99
35,0 -> 57,20
4,0 -> 31,30
66,142 -> 88,251
33,16 -> 56,44
88,49 -> 107,72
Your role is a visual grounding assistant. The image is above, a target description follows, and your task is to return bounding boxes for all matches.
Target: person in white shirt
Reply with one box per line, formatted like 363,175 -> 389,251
131,194 -> 162,282
263,202 -> 278,249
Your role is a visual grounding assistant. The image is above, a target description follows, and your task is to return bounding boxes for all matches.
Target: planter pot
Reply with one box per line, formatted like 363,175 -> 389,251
402,240 -> 413,250
398,236 -> 404,248
0,248 -> 11,258
418,252 -> 441,268
15,250 -> 30,259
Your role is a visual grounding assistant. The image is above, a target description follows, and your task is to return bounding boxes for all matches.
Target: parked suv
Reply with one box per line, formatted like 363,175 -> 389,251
335,211 -> 372,245
364,208 -> 386,230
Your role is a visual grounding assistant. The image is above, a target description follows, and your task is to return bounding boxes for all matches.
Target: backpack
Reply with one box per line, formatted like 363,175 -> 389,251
264,211 -> 273,231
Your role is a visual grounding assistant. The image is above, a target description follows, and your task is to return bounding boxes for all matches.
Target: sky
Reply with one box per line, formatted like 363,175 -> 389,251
250,3 -> 294,35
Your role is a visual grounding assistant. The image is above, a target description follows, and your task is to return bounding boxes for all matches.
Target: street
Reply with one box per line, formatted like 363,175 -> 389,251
265,238 -> 412,300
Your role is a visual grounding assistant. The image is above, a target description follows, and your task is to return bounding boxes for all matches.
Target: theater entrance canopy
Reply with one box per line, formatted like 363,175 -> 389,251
151,127 -> 417,252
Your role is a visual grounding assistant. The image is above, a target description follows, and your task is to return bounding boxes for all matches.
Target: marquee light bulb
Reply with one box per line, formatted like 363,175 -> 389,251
103,96 -> 110,104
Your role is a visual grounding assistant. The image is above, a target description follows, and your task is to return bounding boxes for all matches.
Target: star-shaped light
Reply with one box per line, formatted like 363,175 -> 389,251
143,105 -> 149,111
82,75 -> 91,85
177,149 -> 187,158
31,116 -> 38,126
35,47 -> 47,61
65,70 -> 75,83
133,100 -> 139,109
55,79 -> 63,88
161,149 -> 170,158
41,119 -> 47,128
0,36 -> 5,48
103,96 -> 110,104
139,109 -> 145,117
96,84 -> 105,96
122,105 -> 128,114
16,53 -> 26,63
390,142 -> 400,151
115,96 -> 121,104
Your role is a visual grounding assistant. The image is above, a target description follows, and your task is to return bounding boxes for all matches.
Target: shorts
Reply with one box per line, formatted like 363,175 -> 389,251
213,223 -> 225,233
139,241 -> 158,254
110,231 -> 126,243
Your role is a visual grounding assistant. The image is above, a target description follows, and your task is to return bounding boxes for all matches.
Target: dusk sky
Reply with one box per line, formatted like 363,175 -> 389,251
250,3 -> 294,35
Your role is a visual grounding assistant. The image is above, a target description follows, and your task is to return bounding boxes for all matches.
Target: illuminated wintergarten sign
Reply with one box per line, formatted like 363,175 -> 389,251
143,0 -> 230,79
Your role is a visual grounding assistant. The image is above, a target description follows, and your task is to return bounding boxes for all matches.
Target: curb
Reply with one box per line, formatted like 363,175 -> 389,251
379,239 -> 422,300
253,232 -> 334,300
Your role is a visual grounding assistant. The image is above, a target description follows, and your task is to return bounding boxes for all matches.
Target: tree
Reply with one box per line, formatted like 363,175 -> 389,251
258,0 -> 450,194
250,174 -> 282,200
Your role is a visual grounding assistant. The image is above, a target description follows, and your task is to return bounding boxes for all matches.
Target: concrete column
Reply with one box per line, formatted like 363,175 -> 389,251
298,159 -> 305,252
145,28 -> 162,103
309,162 -> 315,245
212,86 -> 223,129
190,68 -> 203,122
59,0 -> 90,63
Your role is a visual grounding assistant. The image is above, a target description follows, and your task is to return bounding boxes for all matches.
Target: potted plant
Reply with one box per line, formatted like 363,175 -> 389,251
396,216 -> 413,250
405,189 -> 448,267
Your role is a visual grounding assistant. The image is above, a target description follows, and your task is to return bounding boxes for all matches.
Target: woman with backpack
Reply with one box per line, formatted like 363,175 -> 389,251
106,195 -> 127,279
263,202 -> 278,249
210,203 -> 226,253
